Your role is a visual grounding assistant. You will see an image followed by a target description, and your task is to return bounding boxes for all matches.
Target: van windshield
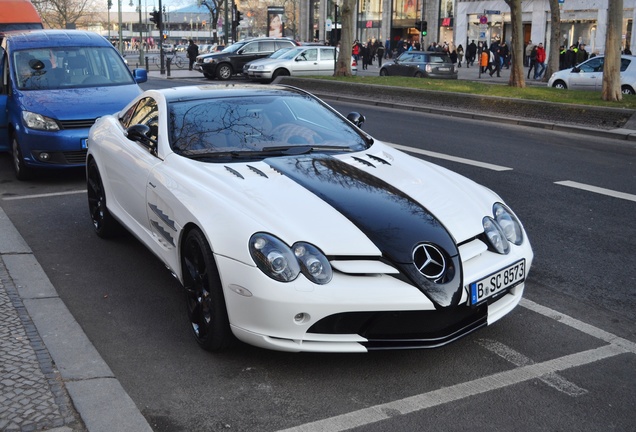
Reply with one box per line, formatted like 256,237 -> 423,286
14,47 -> 135,90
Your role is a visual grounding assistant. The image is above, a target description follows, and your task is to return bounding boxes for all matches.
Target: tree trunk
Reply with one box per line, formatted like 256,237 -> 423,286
602,0 -> 623,101
504,0 -> 525,87
335,0 -> 356,77
544,0 -> 561,83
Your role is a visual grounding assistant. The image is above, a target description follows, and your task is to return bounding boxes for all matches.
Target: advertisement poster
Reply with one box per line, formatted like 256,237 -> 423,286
268,6 -> 285,37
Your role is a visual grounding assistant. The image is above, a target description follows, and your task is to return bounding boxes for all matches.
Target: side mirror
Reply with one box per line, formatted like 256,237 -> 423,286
133,68 -> 148,83
572,66 -> 581,73
126,124 -> 157,154
347,112 -> 365,128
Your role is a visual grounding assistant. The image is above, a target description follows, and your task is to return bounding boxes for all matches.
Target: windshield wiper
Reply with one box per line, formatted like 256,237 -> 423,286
261,145 -> 355,155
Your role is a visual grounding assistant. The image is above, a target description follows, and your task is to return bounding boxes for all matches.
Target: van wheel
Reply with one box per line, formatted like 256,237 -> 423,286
11,134 -> 33,181
216,64 -> 232,80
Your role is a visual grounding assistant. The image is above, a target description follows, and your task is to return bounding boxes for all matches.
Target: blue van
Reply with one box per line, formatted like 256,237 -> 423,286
0,29 -> 147,179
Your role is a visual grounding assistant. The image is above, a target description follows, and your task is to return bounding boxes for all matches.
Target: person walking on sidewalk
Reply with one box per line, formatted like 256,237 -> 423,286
376,42 -> 385,67
457,44 -> 464,67
534,42 -> 546,79
467,40 -> 477,67
527,45 -> 537,79
187,39 -> 199,71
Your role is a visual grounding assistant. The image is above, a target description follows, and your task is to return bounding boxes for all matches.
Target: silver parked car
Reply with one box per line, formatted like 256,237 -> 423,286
547,55 -> 636,94
245,46 -> 357,82
379,51 -> 458,79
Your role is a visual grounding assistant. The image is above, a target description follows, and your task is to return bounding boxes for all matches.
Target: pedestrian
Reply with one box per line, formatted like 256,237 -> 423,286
187,39 -> 199,71
480,43 -> 490,74
467,40 -> 477,67
534,42 -> 546,79
576,44 -> 589,64
527,45 -> 537,78
457,44 -> 464,67
524,40 -> 534,67
489,41 -> 501,77
376,42 -> 385,67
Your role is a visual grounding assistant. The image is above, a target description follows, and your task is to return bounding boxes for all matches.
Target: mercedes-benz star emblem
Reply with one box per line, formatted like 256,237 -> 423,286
412,243 -> 446,280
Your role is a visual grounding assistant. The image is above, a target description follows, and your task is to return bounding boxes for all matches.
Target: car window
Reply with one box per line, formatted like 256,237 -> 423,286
168,94 -> 367,156
320,48 -> 335,60
429,54 -> 449,63
276,41 -> 295,50
241,42 -> 259,54
298,49 -> 317,62
621,58 -> 630,72
259,41 -> 276,53
126,97 -> 159,145
399,53 -> 414,62
579,57 -> 603,73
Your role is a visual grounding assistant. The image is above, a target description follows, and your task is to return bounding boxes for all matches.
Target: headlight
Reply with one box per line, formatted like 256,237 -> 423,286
293,242 -> 332,284
203,58 -> 215,64
249,233 -> 332,284
493,203 -> 523,245
483,216 -> 510,254
22,111 -> 60,131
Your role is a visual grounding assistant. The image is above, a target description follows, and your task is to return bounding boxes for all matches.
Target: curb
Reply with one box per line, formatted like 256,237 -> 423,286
0,206 -> 153,432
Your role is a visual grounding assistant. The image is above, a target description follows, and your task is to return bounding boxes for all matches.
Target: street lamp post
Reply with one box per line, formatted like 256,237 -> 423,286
137,0 -> 144,65
118,0 -> 123,54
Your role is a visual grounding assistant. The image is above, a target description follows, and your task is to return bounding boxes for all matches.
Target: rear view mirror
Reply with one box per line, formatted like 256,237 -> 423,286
347,112 -> 365,128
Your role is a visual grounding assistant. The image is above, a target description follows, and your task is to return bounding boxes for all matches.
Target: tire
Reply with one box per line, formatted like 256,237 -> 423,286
272,69 -> 290,80
552,80 -> 567,90
182,228 -> 233,352
379,69 -> 388,76
86,159 -> 119,238
11,133 -> 33,180
621,85 -> 635,95
414,71 -> 424,78
216,63 -> 233,80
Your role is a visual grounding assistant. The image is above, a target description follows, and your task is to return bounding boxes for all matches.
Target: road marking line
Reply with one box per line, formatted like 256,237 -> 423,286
389,143 -> 513,172
1,190 -> 87,201
278,344 -> 625,432
280,299 -> 635,432
477,338 -> 588,397
555,180 -> 636,202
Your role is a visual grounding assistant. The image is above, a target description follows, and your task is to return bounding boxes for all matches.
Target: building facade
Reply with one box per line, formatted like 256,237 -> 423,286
300,0 -> 636,55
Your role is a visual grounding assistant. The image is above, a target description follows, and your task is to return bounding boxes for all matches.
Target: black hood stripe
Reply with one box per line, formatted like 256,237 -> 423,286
265,154 -> 463,308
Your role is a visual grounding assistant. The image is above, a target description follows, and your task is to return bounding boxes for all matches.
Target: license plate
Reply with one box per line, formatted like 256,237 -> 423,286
81,138 -> 88,149
469,259 -> 526,306
438,67 -> 450,71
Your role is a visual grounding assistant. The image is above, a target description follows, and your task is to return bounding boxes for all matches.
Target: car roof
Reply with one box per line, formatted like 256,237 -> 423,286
159,84 -> 306,103
2,29 -> 112,49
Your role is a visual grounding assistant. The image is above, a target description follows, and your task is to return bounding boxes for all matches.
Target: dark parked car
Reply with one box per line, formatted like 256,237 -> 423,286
194,37 -> 299,80
380,51 -> 458,79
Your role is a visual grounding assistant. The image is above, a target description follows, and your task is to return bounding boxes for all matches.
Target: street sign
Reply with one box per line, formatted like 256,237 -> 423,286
484,10 -> 501,15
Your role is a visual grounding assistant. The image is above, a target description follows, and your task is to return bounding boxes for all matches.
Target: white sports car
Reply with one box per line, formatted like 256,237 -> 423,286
86,85 -> 533,353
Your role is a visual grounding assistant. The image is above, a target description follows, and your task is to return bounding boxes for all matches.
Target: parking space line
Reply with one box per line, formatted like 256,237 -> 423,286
389,143 -> 513,172
2,190 -> 87,201
477,338 -> 588,397
555,180 -> 636,203
279,300 -> 635,432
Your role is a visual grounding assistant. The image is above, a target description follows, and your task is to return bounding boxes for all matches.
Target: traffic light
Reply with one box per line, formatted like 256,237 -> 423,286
149,10 -> 161,28
421,20 -> 428,36
236,10 -> 243,24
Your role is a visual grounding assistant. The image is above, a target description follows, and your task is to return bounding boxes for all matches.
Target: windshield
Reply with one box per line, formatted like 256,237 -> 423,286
270,48 -> 292,59
13,46 -> 135,90
169,93 -> 368,159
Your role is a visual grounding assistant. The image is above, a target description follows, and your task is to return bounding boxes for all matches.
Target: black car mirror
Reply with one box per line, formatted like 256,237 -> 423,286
572,66 -> 581,73
347,112 -> 365,128
127,124 -> 157,153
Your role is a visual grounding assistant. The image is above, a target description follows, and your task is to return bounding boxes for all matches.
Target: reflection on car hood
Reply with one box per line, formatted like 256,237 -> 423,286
15,85 -> 142,121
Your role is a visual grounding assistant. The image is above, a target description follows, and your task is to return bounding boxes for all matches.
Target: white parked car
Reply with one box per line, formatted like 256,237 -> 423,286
548,54 -> 636,94
245,46 -> 357,82
86,85 -> 533,353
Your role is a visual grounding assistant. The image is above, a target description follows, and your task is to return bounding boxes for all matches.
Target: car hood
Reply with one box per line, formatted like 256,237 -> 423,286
167,141 -> 499,307
15,85 -> 141,121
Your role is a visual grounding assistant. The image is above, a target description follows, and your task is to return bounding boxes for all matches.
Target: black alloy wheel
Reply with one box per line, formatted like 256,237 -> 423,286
87,159 -> 119,238
379,68 -> 388,76
182,228 -> 233,351
216,63 -> 233,80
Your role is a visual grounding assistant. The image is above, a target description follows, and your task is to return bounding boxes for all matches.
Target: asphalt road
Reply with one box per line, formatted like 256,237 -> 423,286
0,77 -> 634,431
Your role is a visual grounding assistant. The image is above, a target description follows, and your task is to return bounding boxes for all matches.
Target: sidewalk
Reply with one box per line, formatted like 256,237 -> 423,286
0,207 -> 153,432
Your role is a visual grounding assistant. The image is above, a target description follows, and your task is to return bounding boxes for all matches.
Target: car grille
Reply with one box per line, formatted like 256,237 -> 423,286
307,305 -> 487,350
63,150 -> 88,164
59,119 -> 96,129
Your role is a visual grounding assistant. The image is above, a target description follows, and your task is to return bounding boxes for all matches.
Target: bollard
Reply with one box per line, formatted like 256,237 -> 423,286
145,56 -> 149,71
166,57 -> 171,77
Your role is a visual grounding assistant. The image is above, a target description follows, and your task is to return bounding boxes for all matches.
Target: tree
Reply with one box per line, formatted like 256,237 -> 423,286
544,0 -> 561,83
32,0 -> 98,29
503,0 -> 524,87
334,0 -> 356,77
602,0 -> 623,101
200,0 -> 222,44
